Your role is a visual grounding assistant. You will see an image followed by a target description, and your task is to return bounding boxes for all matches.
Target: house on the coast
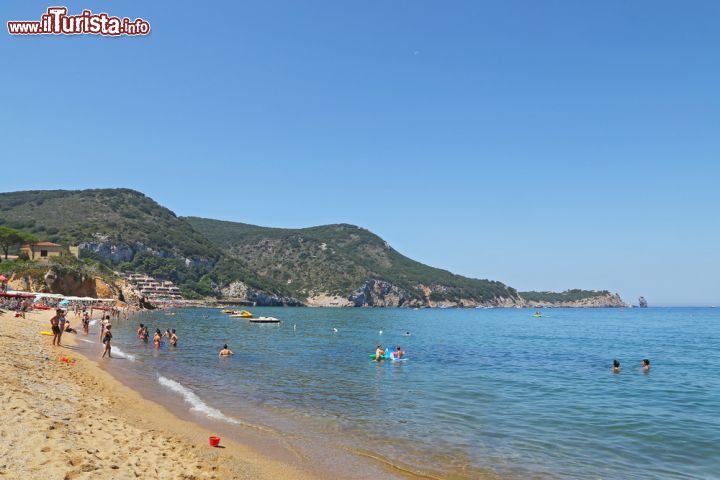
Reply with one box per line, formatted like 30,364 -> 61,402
20,242 -> 80,260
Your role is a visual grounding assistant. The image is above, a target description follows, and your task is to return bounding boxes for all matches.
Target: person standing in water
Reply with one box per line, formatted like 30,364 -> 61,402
170,329 -> 178,347
612,359 -> 621,372
101,325 -> 113,358
642,359 -> 650,372
392,346 -> 404,359
219,344 -> 234,356
153,329 -> 162,348
81,312 -> 90,336
57,310 -> 67,346
99,315 -> 110,342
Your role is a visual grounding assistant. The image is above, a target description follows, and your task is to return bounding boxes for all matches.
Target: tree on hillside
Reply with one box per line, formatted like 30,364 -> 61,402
0,227 -> 38,260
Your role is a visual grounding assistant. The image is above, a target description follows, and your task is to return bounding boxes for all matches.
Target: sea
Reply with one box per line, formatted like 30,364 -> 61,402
76,307 -> 720,479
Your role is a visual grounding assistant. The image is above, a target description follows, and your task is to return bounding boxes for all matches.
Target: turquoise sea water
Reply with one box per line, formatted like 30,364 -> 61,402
92,307 -> 719,479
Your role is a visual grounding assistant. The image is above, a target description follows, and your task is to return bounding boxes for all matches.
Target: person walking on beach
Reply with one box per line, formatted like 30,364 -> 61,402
170,329 -> 178,347
101,325 -> 113,358
219,344 -> 234,356
50,309 -> 62,346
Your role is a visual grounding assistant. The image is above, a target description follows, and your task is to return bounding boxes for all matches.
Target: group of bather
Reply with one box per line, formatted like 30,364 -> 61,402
612,358 -> 650,372
136,323 -> 178,349
374,344 -> 405,361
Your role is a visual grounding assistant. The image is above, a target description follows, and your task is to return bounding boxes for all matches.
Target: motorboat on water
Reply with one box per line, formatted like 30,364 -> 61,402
249,316 -> 281,323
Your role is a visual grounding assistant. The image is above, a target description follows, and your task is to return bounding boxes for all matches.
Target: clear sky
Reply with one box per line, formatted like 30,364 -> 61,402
2,1 -> 719,305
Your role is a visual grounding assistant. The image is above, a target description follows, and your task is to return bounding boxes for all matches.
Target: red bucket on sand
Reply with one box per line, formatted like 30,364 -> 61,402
209,436 -> 220,447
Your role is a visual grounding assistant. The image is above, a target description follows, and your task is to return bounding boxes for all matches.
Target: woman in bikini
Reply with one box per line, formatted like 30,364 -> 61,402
101,325 -> 113,358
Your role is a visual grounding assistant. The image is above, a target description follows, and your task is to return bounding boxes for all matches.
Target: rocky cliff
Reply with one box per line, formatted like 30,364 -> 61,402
218,280 -> 303,307
7,264 -> 130,302
520,290 -> 629,308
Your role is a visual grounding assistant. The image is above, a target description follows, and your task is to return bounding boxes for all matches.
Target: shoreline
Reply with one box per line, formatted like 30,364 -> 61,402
0,308 -> 323,479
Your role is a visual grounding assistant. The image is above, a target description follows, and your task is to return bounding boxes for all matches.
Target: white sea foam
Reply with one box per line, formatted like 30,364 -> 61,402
89,319 -> 99,326
78,338 -> 94,343
158,375 -> 240,424
112,346 -> 136,362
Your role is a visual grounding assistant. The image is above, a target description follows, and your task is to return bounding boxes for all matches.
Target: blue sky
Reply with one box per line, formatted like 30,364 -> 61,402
1,1 -> 719,305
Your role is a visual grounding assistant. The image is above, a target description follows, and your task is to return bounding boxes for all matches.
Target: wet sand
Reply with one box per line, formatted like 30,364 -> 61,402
0,308 -> 318,480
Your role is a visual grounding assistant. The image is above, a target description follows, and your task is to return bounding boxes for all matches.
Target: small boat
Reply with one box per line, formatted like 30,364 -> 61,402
229,310 -> 253,318
249,316 -> 281,323
221,309 -> 233,314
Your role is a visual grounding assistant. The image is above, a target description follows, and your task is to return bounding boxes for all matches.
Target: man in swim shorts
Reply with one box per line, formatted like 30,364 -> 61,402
219,344 -> 234,356
50,309 -> 62,346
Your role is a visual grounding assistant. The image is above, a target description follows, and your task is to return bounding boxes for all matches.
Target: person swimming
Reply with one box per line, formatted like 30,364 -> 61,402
612,359 -> 621,372
219,344 -> 234,356
642,359 -> 650,372
392,346 -> 405,359
375,344 -> 384,361
404,331 -> 411,336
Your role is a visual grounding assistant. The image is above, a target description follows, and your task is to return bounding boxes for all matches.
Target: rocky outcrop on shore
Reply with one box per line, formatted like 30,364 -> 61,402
348,280 -> 422,307
522,292 -> 629,308
219,280 -> 303,306
8,266 -> 124,298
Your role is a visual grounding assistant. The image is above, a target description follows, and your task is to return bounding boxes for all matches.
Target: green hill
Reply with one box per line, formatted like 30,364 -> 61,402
0,189 -> 288,298
0,189 -> 623,307
0,189 -> 215,261
519,289 -> 611,303
185,216 -> 519,305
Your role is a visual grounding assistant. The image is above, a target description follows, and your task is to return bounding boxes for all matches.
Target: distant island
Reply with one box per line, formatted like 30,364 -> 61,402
0,189 -> 628,308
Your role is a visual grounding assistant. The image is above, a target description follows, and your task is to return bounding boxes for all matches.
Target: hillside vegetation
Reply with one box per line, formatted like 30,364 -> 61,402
0,189 -> 623,306
519,290 -> 611,303
0,190 -> 288,298
186,217 -> 518,304
0,189 -> 215,260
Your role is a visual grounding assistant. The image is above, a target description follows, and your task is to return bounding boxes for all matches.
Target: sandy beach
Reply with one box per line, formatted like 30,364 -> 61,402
0,308 -> 317,480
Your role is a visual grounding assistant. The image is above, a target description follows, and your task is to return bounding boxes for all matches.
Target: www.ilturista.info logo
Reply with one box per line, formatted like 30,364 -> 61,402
7,7 -> 150,36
